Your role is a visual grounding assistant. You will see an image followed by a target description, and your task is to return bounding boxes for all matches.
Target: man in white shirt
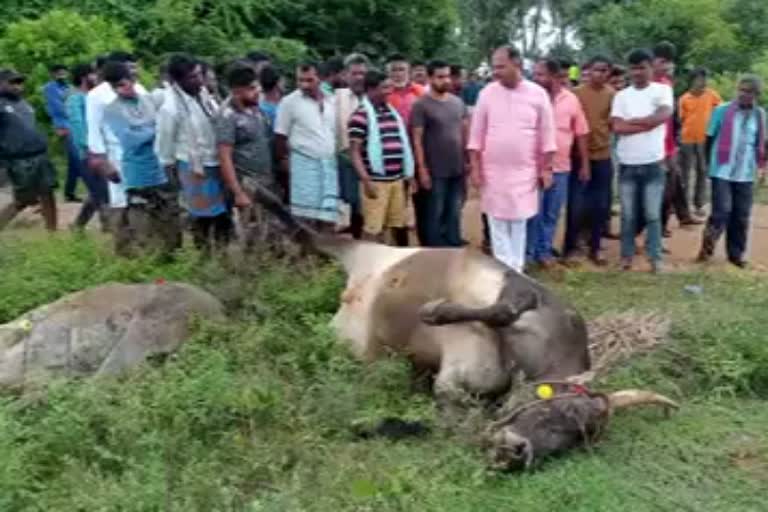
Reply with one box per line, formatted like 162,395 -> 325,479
274,62 -> 339,227
611,48 -> 673,273
86,52 -> 148,212
155,54 -> 230,252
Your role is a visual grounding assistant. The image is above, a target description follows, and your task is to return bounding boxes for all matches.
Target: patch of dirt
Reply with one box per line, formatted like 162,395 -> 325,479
461,188 -> 768,273
4,183 -> 768,274
728,436 -> 768,481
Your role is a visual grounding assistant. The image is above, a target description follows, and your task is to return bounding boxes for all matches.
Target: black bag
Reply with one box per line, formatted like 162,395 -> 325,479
0,111 -> 47,161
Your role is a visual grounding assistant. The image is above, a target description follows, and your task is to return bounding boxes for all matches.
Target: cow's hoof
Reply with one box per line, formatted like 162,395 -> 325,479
420,299 -> 448,325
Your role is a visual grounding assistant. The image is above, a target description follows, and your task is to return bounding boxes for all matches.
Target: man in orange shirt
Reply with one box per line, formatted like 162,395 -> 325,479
386,53 -> 425,125
679,68 -> 722,216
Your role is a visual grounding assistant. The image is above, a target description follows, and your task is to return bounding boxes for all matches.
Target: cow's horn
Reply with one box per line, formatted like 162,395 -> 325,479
608,390 -> 679,413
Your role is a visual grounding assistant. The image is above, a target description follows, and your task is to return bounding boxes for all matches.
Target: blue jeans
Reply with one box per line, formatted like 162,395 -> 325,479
64,135 -> 83,197
619,163 -> 665,262
74,161 -> 110,228
527,172 -> 569,262
564,159 -> 613,255
422,176 -> 465,247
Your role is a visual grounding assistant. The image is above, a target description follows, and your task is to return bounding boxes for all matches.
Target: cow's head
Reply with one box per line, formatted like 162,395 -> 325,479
484,384 -> 678,471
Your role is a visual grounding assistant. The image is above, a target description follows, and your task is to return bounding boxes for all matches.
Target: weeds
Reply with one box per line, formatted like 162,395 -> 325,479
0,235 -> 767,510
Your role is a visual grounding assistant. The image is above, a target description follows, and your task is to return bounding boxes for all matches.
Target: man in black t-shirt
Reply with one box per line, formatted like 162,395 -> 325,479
0,69 -> 58,232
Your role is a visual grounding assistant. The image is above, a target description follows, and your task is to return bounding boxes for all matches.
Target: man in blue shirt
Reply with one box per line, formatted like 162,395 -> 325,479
68,63 -> 109,231
697,75 -> 766,268
101,61 -> 182,259
42,64 -> 82,202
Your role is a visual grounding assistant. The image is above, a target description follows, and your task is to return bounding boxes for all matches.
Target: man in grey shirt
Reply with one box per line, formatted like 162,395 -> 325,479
411,60 -> 469,247
215,64 -> 281,251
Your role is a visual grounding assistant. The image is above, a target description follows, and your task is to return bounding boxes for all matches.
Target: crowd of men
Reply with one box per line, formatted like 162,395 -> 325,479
0,40 -> 763,273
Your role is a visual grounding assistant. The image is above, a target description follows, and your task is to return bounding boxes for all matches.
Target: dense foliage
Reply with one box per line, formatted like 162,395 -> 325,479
0,0 -> 457,64
0,10 -> 132,114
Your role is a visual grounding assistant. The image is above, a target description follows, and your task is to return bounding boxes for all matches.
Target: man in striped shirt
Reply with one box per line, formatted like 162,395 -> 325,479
348,70 -> 415,246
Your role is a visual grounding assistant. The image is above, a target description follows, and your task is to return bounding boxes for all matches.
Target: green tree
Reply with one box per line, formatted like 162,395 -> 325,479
0,0 -> 457,64
0,9 -> 133,114
578,0 -> 743,72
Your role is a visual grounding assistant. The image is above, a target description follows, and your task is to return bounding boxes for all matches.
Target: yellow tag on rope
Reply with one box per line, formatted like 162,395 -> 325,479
536,384 -> 554,400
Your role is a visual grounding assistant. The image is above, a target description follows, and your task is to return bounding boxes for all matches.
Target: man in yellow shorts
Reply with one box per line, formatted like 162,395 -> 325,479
347,70 -> 415,245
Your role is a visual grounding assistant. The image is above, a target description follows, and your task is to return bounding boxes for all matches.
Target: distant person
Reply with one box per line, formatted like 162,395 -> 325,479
610,65 -> 628,91
567,55 -> 615,265
201,62 -> 223,105
150,63 -> 171,109
216,65 -> 278,250
246,52 -> 272,74
68,63 -> 109,231
258,65 -> 282,127
101,62 -> 181,257
412,60 -> 469,247
274,62 -> 339,227
0,69 -> 58,231
156,54 -> 230,252
653,41 -> 701,234
335,53 -> 370,239
87,51 -> 148,214
386,53 -> 425,124
679,68 -> 722,217
698,76 -> 765,268
320,57 -> 346,96
43,63 -> 81,202
556,58 -> 574,89
529,59 -> 589,269
611,49 -> 673,273
450,64 -> 466,97
411,61 -> 429,88
462,71 -> 484,110
348,70 -> 414,246
468,46 -> 556,273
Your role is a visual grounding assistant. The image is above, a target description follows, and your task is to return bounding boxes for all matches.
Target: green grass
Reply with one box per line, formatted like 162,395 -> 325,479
0,235 -> 767,511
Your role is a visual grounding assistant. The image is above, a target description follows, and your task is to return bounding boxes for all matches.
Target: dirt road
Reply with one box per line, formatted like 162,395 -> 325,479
4,186 -> 768,271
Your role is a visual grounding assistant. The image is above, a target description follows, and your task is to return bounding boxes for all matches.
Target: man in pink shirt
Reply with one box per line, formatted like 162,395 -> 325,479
527,59 -> 589,269
468,46 -> 557,272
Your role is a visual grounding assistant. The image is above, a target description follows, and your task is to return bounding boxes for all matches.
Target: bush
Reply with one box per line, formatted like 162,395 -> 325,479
0,9 -> 133,119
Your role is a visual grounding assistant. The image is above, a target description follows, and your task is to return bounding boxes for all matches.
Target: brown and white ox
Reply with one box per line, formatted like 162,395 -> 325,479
254,187 -> 678,470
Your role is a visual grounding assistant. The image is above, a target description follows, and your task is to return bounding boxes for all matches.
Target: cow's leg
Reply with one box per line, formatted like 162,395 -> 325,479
420,299 -> 530,328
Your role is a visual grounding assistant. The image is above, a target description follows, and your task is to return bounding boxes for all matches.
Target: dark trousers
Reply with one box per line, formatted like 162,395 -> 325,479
662,156 -> 692,229
564,159 -> 613,255
64,135 -> 82,198
413,189 -> 429,246
481,213 -> 491,250
190,213 -> 234,252
73,162 -> 109,228
338,153 -> 363,239
114,184 -> 183,258
422,176 -> 464,247
680,143 -> 708,209
527,171 -> 569,262
700,178 -> 753,262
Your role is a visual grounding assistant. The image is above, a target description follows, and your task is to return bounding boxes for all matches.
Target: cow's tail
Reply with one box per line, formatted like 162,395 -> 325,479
249,183 -> 355,261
